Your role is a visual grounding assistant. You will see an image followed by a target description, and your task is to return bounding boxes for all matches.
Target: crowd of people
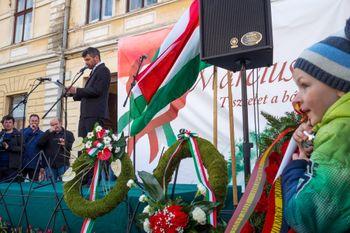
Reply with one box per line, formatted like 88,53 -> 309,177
0,47 -> 111,184
0,114 -> 75,183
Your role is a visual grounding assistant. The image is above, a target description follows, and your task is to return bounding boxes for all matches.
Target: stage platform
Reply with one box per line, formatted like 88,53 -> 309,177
0,182 -> 240,232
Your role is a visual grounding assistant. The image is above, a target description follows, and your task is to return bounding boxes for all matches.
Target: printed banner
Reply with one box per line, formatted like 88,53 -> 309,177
117,0 -> 350,187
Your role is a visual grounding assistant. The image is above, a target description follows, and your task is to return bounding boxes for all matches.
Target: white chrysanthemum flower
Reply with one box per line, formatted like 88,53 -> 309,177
103,136 -> 111,144
62,167 -> 76,182
197,183 -> 206,196
115,147 -> 121,154
143,205 -> 151,214
95,126 -> 103,132
87,132 -> 94,139
85,141 -> 92,149
112,134 -> 118,141
143,218 -> 151,233
139,194 -> 148,203
192,207 -> 206,225
111,159 -> 122,177
108,145 -> 113,151
127,179 -> 135,188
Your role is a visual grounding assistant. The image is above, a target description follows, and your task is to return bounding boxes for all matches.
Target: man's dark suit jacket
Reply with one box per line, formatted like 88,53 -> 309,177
37,128 -> 75,168
73,63 -> 111,136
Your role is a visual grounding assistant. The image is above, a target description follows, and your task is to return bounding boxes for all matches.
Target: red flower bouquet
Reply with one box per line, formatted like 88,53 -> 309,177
149,205 -> 189,233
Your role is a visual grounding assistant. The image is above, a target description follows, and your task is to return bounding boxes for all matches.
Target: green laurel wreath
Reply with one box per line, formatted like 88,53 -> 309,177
153,137 -> 228,211
63,153 -> 134,219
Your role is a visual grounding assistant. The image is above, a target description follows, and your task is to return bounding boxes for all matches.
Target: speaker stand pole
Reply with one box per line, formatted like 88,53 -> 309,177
239,60 -> 253,185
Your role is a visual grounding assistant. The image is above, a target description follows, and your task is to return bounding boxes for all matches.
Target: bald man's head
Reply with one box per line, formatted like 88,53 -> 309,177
50,118 -> 62,133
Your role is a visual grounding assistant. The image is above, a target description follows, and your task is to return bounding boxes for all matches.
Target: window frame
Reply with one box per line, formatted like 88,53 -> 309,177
13,0 -> 33,44
86,0 -> 113,24
127,0 -> 157,12
8,94 -> 26,130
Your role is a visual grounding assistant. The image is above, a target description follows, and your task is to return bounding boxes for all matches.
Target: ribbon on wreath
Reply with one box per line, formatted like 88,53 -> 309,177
87,140 -> 105,157
225,128 -> 294,233
80,158 -> 102,233
177,129 -> 218,227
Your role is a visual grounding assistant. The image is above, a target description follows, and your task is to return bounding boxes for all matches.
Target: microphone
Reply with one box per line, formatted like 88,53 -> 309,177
36,77 -> 52,82
79,65 -> 88,73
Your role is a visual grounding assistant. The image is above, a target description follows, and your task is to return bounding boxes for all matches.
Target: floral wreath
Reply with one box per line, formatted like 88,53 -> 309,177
126,129 -> 228,233
153,132 -> 228,211
63,124 -> 134,219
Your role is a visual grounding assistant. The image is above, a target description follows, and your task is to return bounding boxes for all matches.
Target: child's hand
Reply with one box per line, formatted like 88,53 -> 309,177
293,122 -> 314,160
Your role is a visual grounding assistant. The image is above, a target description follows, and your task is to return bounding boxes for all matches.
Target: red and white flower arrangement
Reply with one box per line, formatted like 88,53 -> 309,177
62,123 -> 126,182
128,172 -> 221,233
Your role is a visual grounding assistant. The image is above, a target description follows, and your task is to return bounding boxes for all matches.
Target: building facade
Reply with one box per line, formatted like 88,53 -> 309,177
0,0 -> 191,135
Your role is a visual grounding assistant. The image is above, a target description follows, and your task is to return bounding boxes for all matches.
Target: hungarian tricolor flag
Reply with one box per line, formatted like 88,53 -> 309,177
128,0 -> 208,136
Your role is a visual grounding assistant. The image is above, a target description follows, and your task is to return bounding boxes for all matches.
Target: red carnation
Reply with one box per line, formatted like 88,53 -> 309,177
97,129 -> 106,139
149,205 -> 189,233
97,148 -> 112,161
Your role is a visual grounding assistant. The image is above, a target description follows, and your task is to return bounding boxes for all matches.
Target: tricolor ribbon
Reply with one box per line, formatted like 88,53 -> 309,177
225,128 -> 294,233
81,160 -> 101,233
86,141 -> 105,158
177,129 -> 217,227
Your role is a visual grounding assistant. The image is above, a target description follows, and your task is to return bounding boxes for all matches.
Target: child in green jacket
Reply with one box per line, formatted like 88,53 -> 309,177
282,19 -> 350,233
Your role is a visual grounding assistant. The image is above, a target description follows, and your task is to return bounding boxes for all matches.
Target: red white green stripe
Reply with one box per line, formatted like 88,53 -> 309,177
80,160 -> 101,233
188,136 -> 217,227
129,0 -> 208,136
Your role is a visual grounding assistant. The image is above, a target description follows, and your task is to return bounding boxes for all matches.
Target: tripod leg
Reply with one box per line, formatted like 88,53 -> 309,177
0,189 -> 13,226
41,152 -> 71,233
17,159 -> 42,229
18,182 -> 30,230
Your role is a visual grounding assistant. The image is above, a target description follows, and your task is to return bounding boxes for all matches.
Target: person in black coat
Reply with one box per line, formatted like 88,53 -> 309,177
66,47 -> 111,137
37,118 -> 74,182
0,115 -> 22,182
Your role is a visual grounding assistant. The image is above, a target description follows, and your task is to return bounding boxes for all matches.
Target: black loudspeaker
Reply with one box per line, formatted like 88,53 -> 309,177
199,0 -> 273,72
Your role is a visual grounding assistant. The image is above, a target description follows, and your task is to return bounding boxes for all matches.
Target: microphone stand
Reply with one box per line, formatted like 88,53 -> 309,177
42,69 -> 86,119
123,55 -> 147,108
41,69 -> 86,233
123,55 -> 147,233
1,79 -> 45,230
122,55 -> 147,174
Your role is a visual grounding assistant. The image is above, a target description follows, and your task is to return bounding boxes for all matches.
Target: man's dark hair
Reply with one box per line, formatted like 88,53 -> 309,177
29,114 -> 39,120
82,47 -> 100,60
1,115 -> 15,124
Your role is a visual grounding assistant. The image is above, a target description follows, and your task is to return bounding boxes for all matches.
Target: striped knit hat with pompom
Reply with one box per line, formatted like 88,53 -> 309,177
294,18 -> 350,92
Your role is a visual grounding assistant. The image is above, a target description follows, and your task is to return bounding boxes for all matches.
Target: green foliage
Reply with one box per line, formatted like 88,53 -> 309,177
63,153 -> 134,219
138,171 -> 164,202
259,111 -> 300,153
153,137 -> 228,212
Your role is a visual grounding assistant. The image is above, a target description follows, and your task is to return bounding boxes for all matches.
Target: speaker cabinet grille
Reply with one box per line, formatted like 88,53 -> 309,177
199,0 -> 273,71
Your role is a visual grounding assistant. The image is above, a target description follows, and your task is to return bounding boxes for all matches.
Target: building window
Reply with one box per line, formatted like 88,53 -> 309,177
127,0 -> 157,12
87,0 -> 113,23
8,94 -> 26,129
13,0 -> 33,43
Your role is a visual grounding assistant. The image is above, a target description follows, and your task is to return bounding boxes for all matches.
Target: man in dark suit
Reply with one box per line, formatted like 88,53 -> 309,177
66,47 -> 111,137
